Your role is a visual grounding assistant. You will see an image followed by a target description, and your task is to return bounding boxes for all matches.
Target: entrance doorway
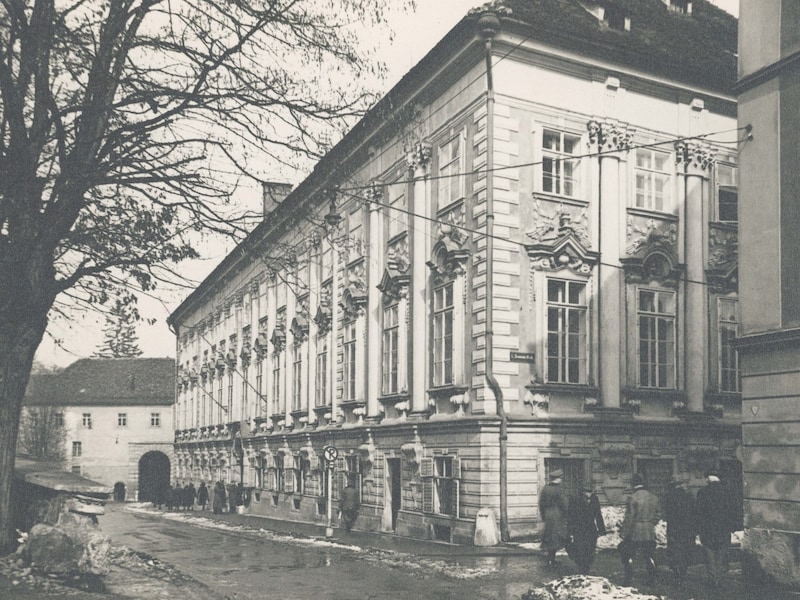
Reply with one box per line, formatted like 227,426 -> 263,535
113,482 -> 126,501
385,458 -> 401,532
138,451 -> 170,503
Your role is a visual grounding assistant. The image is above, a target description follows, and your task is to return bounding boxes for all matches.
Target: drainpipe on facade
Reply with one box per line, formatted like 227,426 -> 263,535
476,8 -> 509,543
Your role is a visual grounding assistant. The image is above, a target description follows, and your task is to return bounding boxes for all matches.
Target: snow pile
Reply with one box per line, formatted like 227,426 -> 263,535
597,507 -> 667,550
521,575 -> 666,600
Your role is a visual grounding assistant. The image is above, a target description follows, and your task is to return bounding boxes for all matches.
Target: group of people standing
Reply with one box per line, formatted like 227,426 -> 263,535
539,468 -> 739,590
154,480 -> 246,513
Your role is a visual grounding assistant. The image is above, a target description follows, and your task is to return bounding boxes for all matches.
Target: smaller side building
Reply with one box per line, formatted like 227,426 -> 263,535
22,358 -> 175,502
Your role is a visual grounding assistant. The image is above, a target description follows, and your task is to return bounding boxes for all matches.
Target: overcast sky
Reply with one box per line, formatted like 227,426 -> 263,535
35,0 -> 741,368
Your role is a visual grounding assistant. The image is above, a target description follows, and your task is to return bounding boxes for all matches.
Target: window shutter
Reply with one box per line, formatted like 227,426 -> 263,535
454,479 -> 460,518
422,478 -> 434,514
336,456 -> 346,472
420,457 -> 434,478
309,454 -> 320,471
452,456 -> 462,479
335,472 -> 347,501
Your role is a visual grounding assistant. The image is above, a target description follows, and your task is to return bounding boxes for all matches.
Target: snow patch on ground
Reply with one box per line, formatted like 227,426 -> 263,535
521,575 -> 667,600
124,505 -> 497,580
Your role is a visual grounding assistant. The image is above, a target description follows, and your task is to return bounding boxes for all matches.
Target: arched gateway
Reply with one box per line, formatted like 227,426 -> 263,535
138,451 -> 170,503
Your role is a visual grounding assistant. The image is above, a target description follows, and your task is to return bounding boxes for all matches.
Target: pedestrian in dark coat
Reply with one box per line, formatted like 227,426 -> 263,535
171,483 -> 182,511
184,482 -> 197,511
539,469 -> 568,566
339,483 -> 360,533
664,476 -> 696,586
226,483 -> 237,513
213,481 -> 227,514
696,470 -> 736,588
197,482 -> 209,511
566,485 -> 606,574
621,474 -> 661,586
165,484 -> 174,510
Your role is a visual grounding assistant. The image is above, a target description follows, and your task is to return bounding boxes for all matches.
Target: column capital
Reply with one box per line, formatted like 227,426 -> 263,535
675,141 -> 715,176
587,118 -> 634,153
405,141 -> 432,172
366,180 -> 383,211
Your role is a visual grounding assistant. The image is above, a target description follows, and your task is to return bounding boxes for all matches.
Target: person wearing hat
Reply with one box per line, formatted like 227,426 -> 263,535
621,473 -> 661,586
566,484 -> 606,574
664,475 -> 696,587
539,469 -> 568,566
696,469 -> 736,588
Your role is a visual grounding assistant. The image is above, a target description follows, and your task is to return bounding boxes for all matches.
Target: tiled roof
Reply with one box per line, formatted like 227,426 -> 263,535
501,0 -> 737,93
24,358 -> 175,407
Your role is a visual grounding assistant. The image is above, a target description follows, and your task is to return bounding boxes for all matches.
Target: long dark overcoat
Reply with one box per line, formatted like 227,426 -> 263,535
539,482 -> 568,553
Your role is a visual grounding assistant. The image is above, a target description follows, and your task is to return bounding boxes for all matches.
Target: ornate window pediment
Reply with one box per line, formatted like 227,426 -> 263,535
313,304 -> 331,335
377,263 -> 410,301
426,232 -> 469,279
526,231 -> 598,275
340,286 -> 367,320
253,332 -> 269,358
621,249 -> 683,286
270,324 -> 286,353
290,316 -> 309,341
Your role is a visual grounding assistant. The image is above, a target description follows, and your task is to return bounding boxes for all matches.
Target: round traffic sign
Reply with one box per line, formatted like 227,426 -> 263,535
323,445 -> 338,462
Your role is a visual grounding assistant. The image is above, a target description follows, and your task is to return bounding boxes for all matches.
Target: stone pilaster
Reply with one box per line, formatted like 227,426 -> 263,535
408,142 -> 432,416
676,141 -> 714,412
587,118 -> 634,408
367,182 -> 383,420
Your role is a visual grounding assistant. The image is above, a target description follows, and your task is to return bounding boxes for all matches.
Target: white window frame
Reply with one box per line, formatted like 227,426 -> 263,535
347,208 -> 364,264
72,441 -> 82,457
82,413 -> 92,429
432,282 -> 455,387
292,342 -> 303,411
150,412 -> 161,427
421,455 -> 461,517
437,131 -> 466,209
718,297 -> 740,392
382,304 -> 400,394
634,148 -> 672,212
716,163 -> 738,223
315,334 -> 328,407
541,128 -> 581,198
343,320 -> 357,402
271,353 -> 282,415
546,278 -> 588,384
117,413 -> 127,428
637,288 -> 677,389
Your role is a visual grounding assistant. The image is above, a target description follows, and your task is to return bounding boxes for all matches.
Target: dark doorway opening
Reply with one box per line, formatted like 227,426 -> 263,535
387,458 -> 401,531
113,482 -> 126,502
138,451 -> 170,503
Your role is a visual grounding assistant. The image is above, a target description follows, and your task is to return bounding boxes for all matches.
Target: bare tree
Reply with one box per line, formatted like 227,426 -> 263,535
17,405 -> 66,463
0,0 -> 400,551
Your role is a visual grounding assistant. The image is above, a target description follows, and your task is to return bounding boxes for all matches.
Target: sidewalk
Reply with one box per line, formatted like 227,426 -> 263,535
141,503 -> 800,600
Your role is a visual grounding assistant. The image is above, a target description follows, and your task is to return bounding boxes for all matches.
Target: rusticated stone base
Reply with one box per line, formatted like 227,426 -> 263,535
742,528 -> 800,590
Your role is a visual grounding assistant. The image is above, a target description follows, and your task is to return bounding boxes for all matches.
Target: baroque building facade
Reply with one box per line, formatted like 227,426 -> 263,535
168,0 -> 741,543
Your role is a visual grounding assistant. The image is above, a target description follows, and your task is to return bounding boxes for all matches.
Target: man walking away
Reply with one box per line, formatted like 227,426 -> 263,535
664,476 -> 696,587
566,484 -> 606,574
213,481 -> 226,514
621,473 -> 661,586
539,469 -> 568,567
197,481 -> 209,511
339,483 -> 360,533
696,469 -> 736,589
185,481 -> 197,511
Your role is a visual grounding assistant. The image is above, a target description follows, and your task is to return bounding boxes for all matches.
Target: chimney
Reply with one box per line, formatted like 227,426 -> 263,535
262,182 -> 293,217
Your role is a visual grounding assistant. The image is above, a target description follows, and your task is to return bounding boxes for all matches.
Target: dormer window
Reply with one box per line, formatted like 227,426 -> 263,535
604,4 -> 630,31
663,0 -> 692,15
580,1 -> 631,32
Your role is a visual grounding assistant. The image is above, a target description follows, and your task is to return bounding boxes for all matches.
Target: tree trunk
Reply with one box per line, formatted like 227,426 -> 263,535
0,305 -> 50,552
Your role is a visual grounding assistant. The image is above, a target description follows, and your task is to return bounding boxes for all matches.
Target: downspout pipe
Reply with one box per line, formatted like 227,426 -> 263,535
476,9 -> 510,543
